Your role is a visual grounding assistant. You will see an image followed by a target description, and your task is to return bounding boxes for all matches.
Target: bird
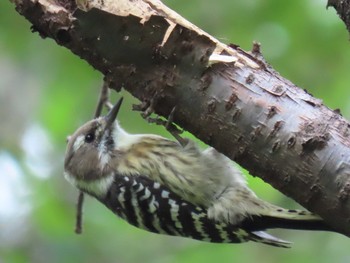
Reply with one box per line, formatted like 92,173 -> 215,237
64,97 -> 335,248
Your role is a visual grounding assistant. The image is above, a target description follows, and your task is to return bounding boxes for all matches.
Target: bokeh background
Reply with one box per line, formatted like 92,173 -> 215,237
1,0 -> 350,262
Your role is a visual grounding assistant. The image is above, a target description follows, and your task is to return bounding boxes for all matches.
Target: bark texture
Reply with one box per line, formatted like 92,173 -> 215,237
11,0 -> 350,236
328,0 -> 350,34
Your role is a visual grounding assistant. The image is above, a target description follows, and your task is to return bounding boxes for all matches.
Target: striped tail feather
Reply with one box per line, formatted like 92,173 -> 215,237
240,204 -> 335,233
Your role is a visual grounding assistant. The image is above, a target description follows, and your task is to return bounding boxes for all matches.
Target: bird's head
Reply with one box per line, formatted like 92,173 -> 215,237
64,98 -> 123,194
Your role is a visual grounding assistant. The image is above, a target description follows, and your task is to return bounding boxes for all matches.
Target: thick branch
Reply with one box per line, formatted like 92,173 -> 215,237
328,0 -> 350,34
12,0 -> 350,236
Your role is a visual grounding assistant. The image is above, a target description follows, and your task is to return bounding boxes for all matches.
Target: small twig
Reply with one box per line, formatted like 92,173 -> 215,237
75,81 -> 113,234
132,100 -> 150,112
75,191 -> 84,234
94,82 -> 111,118
144,106 -> 187,147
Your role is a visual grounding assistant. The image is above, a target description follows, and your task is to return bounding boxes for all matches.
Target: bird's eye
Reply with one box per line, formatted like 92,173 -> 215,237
85,132 -> 95,143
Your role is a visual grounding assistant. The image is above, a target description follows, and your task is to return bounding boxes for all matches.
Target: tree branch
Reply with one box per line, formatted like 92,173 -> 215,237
11,0 -> 350,236
328,0 -> 350,34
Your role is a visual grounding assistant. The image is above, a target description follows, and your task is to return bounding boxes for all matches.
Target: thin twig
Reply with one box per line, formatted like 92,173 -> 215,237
94,81 -> 111,118
141,105 -> 186,146
74,191 -> 84,234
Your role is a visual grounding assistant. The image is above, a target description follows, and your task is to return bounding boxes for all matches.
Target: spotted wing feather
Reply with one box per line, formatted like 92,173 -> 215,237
94,173 -> 290,248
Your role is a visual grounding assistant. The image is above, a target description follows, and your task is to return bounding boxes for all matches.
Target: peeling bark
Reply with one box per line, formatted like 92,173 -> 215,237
11,0 -> 350,236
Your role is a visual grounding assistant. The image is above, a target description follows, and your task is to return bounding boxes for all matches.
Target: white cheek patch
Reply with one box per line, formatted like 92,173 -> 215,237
80,175 -> 115,197
73,135 -> 85,152
64,170 -> 114,197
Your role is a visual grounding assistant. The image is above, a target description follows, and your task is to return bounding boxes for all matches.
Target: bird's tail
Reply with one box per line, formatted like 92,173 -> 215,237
248,231 -> 292,248
242,205 -> 337,248
243,205 -> 334,232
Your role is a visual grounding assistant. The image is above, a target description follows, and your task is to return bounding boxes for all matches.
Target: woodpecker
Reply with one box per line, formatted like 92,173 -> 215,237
64,98 -> 335,248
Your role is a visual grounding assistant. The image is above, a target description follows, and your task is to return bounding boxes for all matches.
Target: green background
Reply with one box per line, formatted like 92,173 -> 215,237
1,0 -> 350,262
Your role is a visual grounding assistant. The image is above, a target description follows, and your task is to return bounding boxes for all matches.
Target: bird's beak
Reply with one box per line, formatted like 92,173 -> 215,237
104,97 -> 124,131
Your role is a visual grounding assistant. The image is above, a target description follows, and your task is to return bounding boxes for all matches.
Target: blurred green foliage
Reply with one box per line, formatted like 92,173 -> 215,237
1,0 -> 350,262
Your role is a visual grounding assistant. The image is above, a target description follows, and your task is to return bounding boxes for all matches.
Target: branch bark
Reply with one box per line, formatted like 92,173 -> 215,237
328,0 -> 350,34
11,0 -> 350,236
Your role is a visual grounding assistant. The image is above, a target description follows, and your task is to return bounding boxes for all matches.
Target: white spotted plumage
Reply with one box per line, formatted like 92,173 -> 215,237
130,188 -> 147,230
190,211 -> 211,241
147,195 -> 159,213
169,199 -> 182,229
140,187 -> 152,201
161,190 -> 170,199
214,223 -> 230,243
